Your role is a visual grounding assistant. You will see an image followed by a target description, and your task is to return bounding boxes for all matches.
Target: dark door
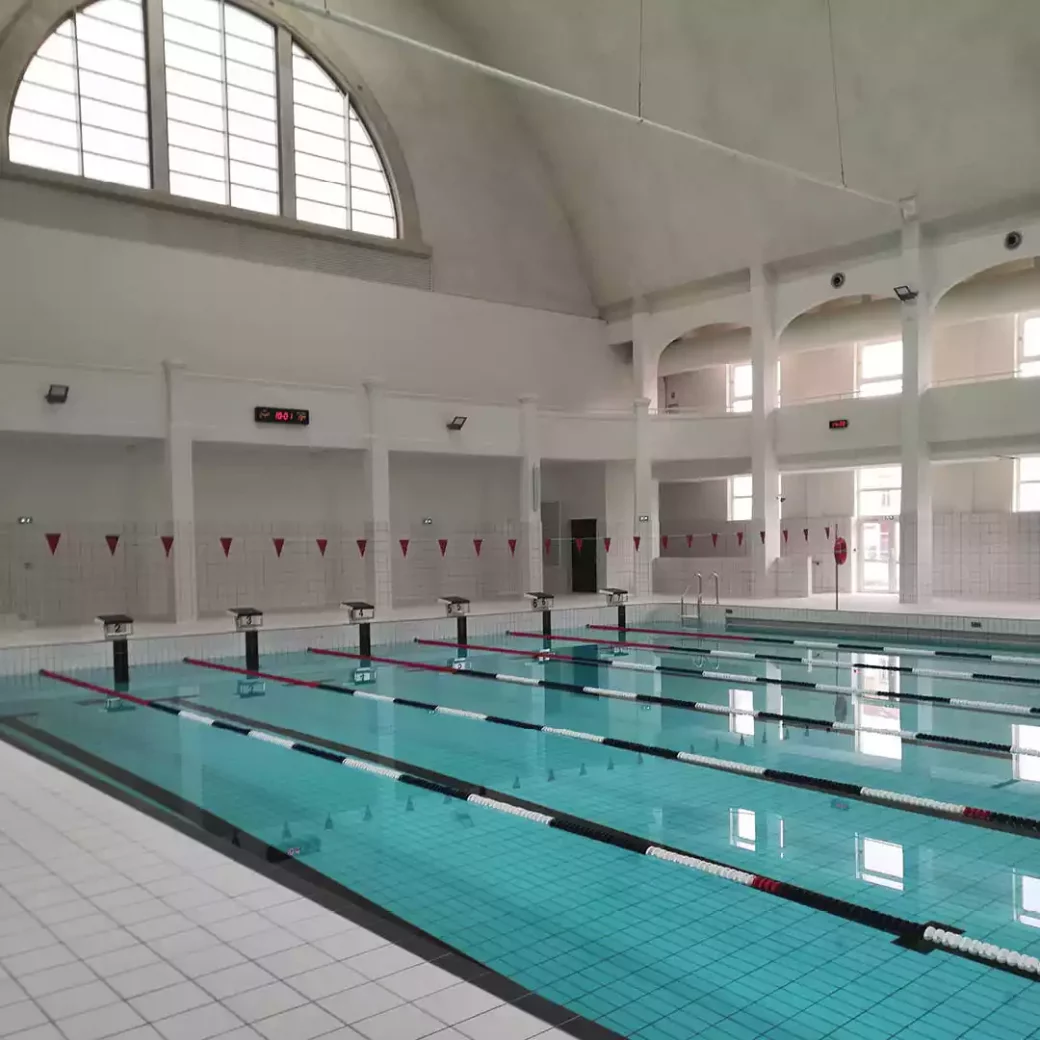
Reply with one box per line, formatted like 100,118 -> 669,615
570,518 -> 597,593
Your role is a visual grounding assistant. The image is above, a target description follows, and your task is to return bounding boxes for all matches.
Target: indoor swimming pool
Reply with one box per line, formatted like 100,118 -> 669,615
4,615 -> 1040,1040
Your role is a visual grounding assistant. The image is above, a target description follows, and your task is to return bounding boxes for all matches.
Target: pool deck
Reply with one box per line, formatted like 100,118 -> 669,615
0,738 -> 591,1040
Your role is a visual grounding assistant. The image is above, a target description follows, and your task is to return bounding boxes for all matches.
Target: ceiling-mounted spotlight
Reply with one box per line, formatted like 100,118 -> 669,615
446,416 -> 467,431
1005,230 -> 1023,251
830,272 -> 846,290
44,384 -> 69,404
893,285 -> 918,303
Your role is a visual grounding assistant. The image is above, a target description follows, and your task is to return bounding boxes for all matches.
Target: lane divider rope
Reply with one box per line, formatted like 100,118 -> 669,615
36,667 -> 1038,980
587,623 -> 1040,673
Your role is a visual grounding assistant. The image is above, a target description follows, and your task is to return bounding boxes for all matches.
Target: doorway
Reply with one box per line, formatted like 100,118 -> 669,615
570,518 -> 598,593
857,518 -> 899,593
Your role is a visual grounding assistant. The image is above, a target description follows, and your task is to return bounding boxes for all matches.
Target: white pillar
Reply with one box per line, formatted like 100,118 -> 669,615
898,199 -> 933,604
750,266 -> 780,597
163,361 -> 197,623
633,397 -> 657,597
364,381 -> 392,611
518,395 -> 543,593
632,307 -> 660,410
604,460 -> 635,592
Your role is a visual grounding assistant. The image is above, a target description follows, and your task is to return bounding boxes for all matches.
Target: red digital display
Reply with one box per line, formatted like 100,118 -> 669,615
829,418 -> 849,430
255,406 -> 310,426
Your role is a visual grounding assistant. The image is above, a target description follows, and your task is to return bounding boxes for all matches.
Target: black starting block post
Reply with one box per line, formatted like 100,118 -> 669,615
440,596 -> 470,663
600,587 -> 629,637
228,607 -> 262,671
96,614 -> 133,688
525,591 -> 554,646
343,601 -> 376,683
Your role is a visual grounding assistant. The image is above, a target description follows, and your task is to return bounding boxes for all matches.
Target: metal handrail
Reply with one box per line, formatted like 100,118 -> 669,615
711,573 -> 720,605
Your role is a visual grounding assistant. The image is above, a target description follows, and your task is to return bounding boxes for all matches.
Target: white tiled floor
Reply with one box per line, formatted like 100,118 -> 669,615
0,741 -> 577,1040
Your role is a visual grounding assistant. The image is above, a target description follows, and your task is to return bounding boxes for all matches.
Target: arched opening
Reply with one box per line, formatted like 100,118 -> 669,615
657,322 -> 751,413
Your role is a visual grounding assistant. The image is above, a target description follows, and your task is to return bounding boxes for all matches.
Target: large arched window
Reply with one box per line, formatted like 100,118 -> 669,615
8,0 -> 399,238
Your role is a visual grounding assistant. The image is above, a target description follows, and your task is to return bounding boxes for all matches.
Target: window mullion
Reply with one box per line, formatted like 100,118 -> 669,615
144,0 -> 170,190
70,13 -> 84,175
275,26 -> 294,219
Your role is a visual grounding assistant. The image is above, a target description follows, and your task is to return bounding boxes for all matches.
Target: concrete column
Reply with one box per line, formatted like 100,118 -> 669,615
898,199 -> 934,604
364,381 -> 392,611
604,460 -> 635,592
750,266 -> 780,596
518,395 -> 543,593
631,307 -> 660,410
633,398 -> 657,597
163,361 -> 197,623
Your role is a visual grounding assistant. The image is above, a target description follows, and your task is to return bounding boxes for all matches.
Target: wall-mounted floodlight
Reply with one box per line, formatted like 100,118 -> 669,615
638,515 -> 650,523
45,384 -> 69,404
893,285 -> 918,303
422,517 -> 433,525
446,416 -> 467,431
17,516 -> 32,525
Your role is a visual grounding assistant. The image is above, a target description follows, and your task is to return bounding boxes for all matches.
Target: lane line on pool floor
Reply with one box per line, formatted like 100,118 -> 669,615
36,667 -> 1040,981
513,630 -> 1040,693
185,655 -> 1040,840
408,639 -> 1040,757
426,636 -> 1040,722
587,624 -> 1040,671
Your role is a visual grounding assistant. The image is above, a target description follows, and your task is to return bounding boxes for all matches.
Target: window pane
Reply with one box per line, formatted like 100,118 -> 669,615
351,165 -> 388,194
860,340 -> 902,379
1024,318 -> 1040,358
351,211 -> 396,238
1019,457 -> 1040,482
858,489 -> 901,517
229,159 -> 277,192
351,186 -> 394,218
731,474 -> 753,497
168,119 -> 224,155
295,150 -> 346,184
230,183 -> 278,214
729,688 -> 754,736
82,124 -> 149,163
169,169 -> 226,204
81,97 -> 149,138
9,109 -> 78,148
731,498 -> 752,522
227,111 -> 276,146
79,71 -> 147,111
8,135 -> 80,174
169,145 -> 224,180
1020,359 -> 1040,379
227,84 -> 276,120
296,197 -> 347,229
1018,482 -> 1040,513
294,104 -> 344,139
1014,725 -> 1040,781
732,363 -> 752,399
349,140 -> 382,171
165,67 -> 223,106
296,127 -> 346,162
859,466 -> 901,490
82,151 -> 149,187
859,378 -> 902,397
296,175 -> 345,207
23,55 -> 77,92
730,397 -> 752,413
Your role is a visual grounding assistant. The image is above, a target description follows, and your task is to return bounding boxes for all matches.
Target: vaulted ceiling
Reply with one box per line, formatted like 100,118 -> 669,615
420,0 -> 1040,308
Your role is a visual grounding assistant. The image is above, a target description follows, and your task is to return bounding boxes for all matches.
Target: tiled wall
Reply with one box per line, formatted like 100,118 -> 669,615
933,510 -> 1040,601
652,556 -> 811,599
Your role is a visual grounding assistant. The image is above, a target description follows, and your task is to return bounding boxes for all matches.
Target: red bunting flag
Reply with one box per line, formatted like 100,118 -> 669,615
737,531 -> 744,547
661,535 -> 668,551
438,538 -> 448,557
544,538 -> 552,555
508,538 -> 517,556
711,533 -> 718,548
604,537 -> 611,553
574,537 -> 584,553
45,532 -> 61,555
633,535 -> 641,552
686,534 -> 693,549
399,538 -> 410,558
161,535 -> 174,557
473,538 -> 483,557
782,529 -> 789,543
220,537 -> 233,557
355,538 -> 365,558
825,526 -> 831,539
316,538 -> 328,556
803,528 -> 809,542
105,534 -> 120,556
272,537 -> 284,557
760,530 -> 765,544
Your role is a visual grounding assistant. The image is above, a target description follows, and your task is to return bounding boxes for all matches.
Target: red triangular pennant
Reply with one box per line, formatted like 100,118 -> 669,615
438,538 -> 448,557
783,529 -> 789,543
220,537 -> 233,557
473,538 -> 483,557
737,531 -> 744,546
161,535 -> 174,557
45,532 -> 61,555
105,534 -> 120,556
575,537 -> 584,553
544,538 -> 551,555
711,533 -> 718,548
604,537 -> 611,553
317,538 -> 328,556
803,528 -> 809,542
760,530 -> 765,544
272,537 -> 285,557
660,535 -> 668,551
399,538 -> 410,558
825,526 -> 831,539
633,535 -> 641,552
508,538 -> 517,556
686,534 -> 693,549
355,538 -> 366,558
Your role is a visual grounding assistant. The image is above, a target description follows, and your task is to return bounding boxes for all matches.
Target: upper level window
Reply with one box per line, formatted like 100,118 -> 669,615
1018,316 -> 1040,379
729,474 -> 752,521
9,0 -> 399,238
727,363 -> 752,413
1016,457 -> 1040,513
856,465 -> 900,518
9,0 -> 150,188
857,340 -> 902,397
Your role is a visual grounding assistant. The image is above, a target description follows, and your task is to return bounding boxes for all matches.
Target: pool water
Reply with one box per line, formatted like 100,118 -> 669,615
5,616 -> 1040,1039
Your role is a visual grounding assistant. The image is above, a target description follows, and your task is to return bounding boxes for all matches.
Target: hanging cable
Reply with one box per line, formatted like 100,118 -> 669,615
826,0 -> 848,189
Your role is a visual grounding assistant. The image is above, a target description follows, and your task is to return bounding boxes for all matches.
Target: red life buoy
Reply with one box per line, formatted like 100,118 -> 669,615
833,536 -> 848,566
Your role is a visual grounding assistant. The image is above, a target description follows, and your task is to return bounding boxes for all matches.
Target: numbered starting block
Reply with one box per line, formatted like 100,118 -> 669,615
440,595 -> 470,646
228,607 -> 262,671
599,587 -> 629,630
236,679 -> 267,699
342,601 -> 375,677
525,591 -> 554,641
96,614 -> 133,687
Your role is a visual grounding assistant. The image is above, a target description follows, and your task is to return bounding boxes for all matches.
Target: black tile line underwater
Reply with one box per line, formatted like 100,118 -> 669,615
0,715 -> 624,1040
36,669 -> 1040,981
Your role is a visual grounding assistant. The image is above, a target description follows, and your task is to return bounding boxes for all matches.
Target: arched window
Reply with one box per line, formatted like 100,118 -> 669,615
8,0 -> 399,238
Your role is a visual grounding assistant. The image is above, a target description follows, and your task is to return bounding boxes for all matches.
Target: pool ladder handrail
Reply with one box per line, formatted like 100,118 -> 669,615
681,573 -> 719,624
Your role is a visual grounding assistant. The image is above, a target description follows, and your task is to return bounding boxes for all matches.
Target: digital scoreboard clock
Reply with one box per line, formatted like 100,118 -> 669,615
255,406 -> 310,426
829,418 -> 849,430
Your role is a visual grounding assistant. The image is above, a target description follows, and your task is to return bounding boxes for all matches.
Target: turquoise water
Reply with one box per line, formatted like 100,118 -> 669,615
4,616 -> 1040,1039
